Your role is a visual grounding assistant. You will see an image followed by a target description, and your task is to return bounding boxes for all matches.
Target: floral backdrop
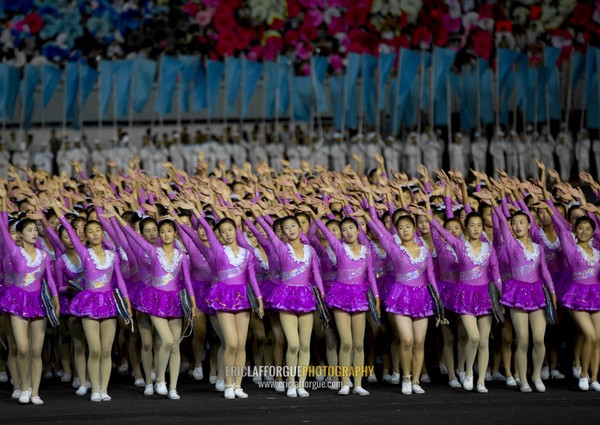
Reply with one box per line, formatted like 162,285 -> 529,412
0,0 -> 596,72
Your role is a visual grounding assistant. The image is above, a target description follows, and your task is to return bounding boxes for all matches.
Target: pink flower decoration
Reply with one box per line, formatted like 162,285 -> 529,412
263,36 -> 283,61
204,0 -> 220,7
442,14 -> 462,33
183,2 -> 200,16
269,17 -> 285,30
329,54 -> 343,72
305,9 -> 323,27
300,63 -> 311,76
24,13 -> 43,34
296,42 -> 313,61
472,29 -> 493,60
298,0 -> 318,7
247,45 -> 264,61
195,9 -> 215,27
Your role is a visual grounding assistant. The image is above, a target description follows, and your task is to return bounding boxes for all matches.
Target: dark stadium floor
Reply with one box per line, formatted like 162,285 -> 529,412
1,371 -> 598,425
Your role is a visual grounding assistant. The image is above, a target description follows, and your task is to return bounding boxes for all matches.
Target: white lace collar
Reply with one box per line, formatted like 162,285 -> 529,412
325,246 -> 337,266
87,248 -> 114,270
223,245 -> 247,267
398,244 -> 428,265
62,253 -> 82,273
20,247 -> 43,268
370,240 -> 386,259
576,242 -> 600,267
464,240 -> 490,265
540,229 -> 560,250
343,243 -> 367,261
287,243 -> 311,264
516,239 -> 540,262
157,247 -> 183,273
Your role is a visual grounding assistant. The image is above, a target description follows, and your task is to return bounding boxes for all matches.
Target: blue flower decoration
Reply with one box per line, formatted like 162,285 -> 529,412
87,11 -> 113,40
41,42 -> 69,62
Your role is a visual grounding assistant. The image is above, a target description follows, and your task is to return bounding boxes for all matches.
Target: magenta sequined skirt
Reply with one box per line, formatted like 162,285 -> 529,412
552,272 -> 569,301
0,286 -> 46,318
560,281 -> 600,311
134,285 -> 183,318
208,282 -> 251,313
500,278 -> 546,311
446,282 -> 493,316
325,282 -> 369,312
59,295 -> 71,316
268,283 -> 316,313
384,282 -> 434,318
69,289 -> 118,319
192,280 -> 214,315
436,280 -> 455,308
259,280 -> 278,310
126,280 -> 143,307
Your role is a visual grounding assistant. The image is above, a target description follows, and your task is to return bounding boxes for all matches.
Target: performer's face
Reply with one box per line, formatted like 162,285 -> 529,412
465,216 -> 483,241
326,223 -> 341,241
444,221 -> 463,239
340,222 -> 358,245
575,222 -> 594,244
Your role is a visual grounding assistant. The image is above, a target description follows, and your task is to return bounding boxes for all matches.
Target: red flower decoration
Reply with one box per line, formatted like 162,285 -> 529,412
247,45 -> 264,61
472,29 -> 493,60
328,16 -> 348,35
263,36 -> 283,61
299,21 -> 318,42
412,27 -> 432,48
287,0 -> 302,19
530,5 -> 541,20
347,4 -> 369,27
182,2 -> 200,16
433,26 -> 449,47
269,17 -> 285,30
24,13 -> 43,34
220,0 -> 241,9
213,10 -> 236,33
234,28 -> 255,51
570,3 -> 592,27
443,14 -> 462,33
496,20 -> 512,33
284,30 -> 299,46
329,54 -> 343,72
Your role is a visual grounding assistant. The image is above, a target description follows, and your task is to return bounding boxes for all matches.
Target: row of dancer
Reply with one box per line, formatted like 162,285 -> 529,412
1,157 -> 600,405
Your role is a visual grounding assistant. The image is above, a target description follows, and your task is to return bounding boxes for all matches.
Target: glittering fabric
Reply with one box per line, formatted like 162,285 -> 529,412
268,283 -> 316,313
325,282 -> 369,312
69,290 -> 118,319
560,281 -> 600,311
208,282 -> 251,312
445,282 -> 492,316
192,280 -> 214,315
59,295 -> 71,315
0,286 -> 46,318
500,278 -> 546,311
384,282 -> 434,318
436,280 -> 454,307
134,285 -> 183,318
281,261 -> 311,283
259,280 -> 278,310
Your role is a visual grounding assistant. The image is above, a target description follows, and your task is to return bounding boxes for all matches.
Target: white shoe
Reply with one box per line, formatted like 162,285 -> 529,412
420,373 -> 431,383
390,372 -> 400,385
72,377 -> 81,389
551,369 -> 565,379
31,396 -> 44,405
118,364 -> 129,375
541,365 -> 550,380
382,374 -> 392,383
352,386 -> 370,396
155,382 -> 168,395
56,370 -> 65,378
215,379 -> 225,392
144,384 -> 154,396
264,374 -> 275,382
573,366 -> 582,379
209,375 -> 217,385
134,378 -> 146,387
484,371 -> 492,382
168,389 -> 181,400
329,380 -> 341,390
505,376 -> 517,387
579,376 -> 590,391
401,379 -> 412,395
448,379 -> 462,388
286,387 -> 297,398
274,381 -> 285,393
76,386 -> 89,396
338,385 -> 350,396
90,392 -> 101,402
253,375 -> 262,384
100,392 -> 111,401
477,384 -> 488,393
411,383 -> 425,394
234,388 -> 249,399
439,362 -> 448,375
19,390 -> 31,404
456,370 -> 466,385
520,383 -> 532,393
11,389 -> 22,399
367,373 -> 377,383
491,371 -> 505,381
463,376 -> 474,391
224,386 -> 235,399
193,367 -> 204,381
590,381 -> 600,391
533,380 -> 546,393
296,388 -> 309,397
0,371 -> 8,382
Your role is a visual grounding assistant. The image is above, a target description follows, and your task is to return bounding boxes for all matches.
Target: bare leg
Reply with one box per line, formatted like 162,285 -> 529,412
476,316 -> 493,386
280,312 -> 300,386
529,309 -> 547,382
511,309 -> 531,388
192,313 -> 207,373
69,316 -> 88,385
136,312 -> 154,384
98,318 -> 117,393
